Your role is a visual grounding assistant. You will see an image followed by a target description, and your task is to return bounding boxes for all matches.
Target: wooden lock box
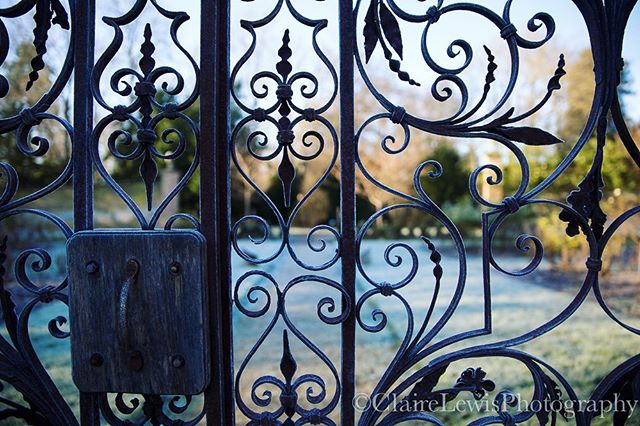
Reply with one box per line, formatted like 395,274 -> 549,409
66,230 -> 209,395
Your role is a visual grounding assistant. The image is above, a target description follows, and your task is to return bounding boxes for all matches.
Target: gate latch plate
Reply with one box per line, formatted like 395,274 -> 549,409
67,230 -> 209,395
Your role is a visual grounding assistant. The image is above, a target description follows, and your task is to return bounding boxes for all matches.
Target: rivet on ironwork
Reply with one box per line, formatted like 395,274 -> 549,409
586,258 -> 603,272
38,286 -> 55,303
164,103 -> 179,119
276,84 -> 293,101
138,129 -> 157,146
498,411 -> 516,426
502,197 -> 520,214
380,283 -> 394,297
426,6 -> 442,23
307,408 -> 322,424
391,106 -> 407,124
500,24 -> 518,39
277,129 -> 295,147
19,108 -> 40,127
169,261 -> 181,275
134,81 -> 156,97
171,354 -> 185,369
112,105 -> 128,121
89,353 -> 103,367
85,261 -> 99,274
253,108 -> 267,122
128,351 -> 144,372
303,108 -> 316,122
258,412 -> 276,426
279,392 -> 297,409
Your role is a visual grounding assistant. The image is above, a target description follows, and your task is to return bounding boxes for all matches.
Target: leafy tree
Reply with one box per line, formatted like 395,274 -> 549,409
556,49 -> 596,143
0,42 -> 70,189
419,144 -> 470,206
496,48 -> 639,269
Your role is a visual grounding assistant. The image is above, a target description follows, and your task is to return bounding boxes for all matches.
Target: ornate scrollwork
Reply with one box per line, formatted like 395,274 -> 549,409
91,0 -> 199,230
0,1 -> 76,424
0,0 -> 75,213
234,271 -> 350,424
229,5 -> 348,419
365,350 -> 578,425
352,0 -> 639,424
0,0 -> 73,108
0,0 -> 638,424
355,0 -> 569,136
98,392 -> 205,426
0,111 -> 73,213
230,0 -> 340,271
0,219 -> 76,425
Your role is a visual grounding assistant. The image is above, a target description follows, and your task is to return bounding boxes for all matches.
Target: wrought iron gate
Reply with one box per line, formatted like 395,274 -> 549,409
0,0 -> 639,424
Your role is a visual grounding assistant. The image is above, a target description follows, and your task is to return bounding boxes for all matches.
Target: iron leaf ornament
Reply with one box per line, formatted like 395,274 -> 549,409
280,330 -> 297,423
404,365 -> 449,408
492,126 -> 564,146
484,54 -> 567,146
363,0 -> 419,86
404,366 -> 496,410
27,0 -> 70,91
378,2 -> 403,59
138,24 -> 159,211
559,116 -> 608,239
404,364 -> 569,425
275,31 -> 296,208
536,372 -> 570,425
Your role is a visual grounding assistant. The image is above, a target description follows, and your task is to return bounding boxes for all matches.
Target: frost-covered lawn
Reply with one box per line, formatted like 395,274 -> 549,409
233,239 -> 640,425
3,236 -> 638,424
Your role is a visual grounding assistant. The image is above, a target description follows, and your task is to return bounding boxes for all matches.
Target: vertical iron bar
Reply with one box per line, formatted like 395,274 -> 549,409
481,212 -> 492,334
201,1 -> 234,424
340,0 -> 356,424
73,0 -> 98,423
72,0 -> 94,231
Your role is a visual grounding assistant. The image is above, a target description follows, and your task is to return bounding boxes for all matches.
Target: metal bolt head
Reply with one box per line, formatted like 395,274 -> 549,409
89,353 -> 103,367
169,261 -> 181,275
171,355 -> 185,369
85,261 -> 99,274
128,351 -> 144,372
